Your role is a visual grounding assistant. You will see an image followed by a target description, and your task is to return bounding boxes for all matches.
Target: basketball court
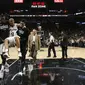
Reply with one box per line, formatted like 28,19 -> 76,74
0,46 -> 84,60
0,46 -> 85,85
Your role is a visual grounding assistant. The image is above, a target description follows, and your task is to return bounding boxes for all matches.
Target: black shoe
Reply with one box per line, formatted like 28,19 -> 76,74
3,53 -> 9,58
66,56 -> 68,59
61,58 -> 66,61
53,56 -> 57,58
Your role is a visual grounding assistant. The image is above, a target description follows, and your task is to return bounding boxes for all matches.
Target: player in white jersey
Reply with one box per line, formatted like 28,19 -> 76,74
4,18 -> 22,58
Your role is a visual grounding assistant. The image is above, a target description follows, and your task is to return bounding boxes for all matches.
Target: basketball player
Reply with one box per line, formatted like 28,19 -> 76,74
4,18 -> 22,58
0,15 -> 9,78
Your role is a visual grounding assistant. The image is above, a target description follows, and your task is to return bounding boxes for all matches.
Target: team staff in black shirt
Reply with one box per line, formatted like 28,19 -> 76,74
17,21 -> 29,71
60,32 -> 68,60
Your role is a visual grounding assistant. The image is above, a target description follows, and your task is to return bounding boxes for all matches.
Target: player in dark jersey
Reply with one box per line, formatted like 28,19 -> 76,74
0,15 -> 9,78
17,21 -> 29,71
0,16 -> 9,40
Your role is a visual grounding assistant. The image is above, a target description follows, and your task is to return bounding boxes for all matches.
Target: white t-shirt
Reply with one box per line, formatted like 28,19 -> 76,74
33,36 -> 36,42
9,24 -> 18,37
50,35 -> 54,43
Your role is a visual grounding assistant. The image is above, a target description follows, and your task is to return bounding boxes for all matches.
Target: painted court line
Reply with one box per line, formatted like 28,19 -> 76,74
73,58 -> 85,65
34,66 -> 85,73
9,59 -> 18,67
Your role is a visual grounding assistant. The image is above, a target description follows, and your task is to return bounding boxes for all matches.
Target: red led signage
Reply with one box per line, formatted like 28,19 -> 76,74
31,2 -> 46,8
14,0 -> 23,3
32,2 -> 45,6
54,0 -> 63,3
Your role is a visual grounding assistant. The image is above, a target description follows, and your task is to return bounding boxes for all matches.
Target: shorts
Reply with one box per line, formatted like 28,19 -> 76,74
6,35 -> 20,46
0,43 -> 5,54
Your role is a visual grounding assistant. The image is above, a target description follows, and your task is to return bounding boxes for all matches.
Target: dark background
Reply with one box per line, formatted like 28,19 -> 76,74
0,0 -> 85,13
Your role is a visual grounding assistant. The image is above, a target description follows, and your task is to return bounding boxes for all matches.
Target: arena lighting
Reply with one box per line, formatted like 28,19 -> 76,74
14,10 -> 21,13
55,23 -> 59,25
82,22 -> 85,25
25,10 -> 28,12
64,10 -> 67,13
37,23 -> 40,25
76,22 -> 80,24
10,15 -> 68,17
74,12 -> 84,15
20,10 -> 24,12
49,10 -> 57,12
10,10 -> 15,13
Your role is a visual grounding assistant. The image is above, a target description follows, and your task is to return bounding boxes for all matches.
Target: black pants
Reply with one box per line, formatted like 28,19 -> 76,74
20,41 -> 27,71
1,54 -> 6,65
48,42 -> 56,57
62,46 -> 67,59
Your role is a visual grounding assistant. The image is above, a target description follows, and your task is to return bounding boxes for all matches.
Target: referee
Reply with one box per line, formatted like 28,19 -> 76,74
47,32 -> 57,58
17,21 -> 29,71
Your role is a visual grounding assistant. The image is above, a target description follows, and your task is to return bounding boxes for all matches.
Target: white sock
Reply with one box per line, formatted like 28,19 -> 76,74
5,62 -> 8,65
5,62 -> 9,67
5,49 -> 8,53
18,48 -> 20,52
1,65 -> 4,70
